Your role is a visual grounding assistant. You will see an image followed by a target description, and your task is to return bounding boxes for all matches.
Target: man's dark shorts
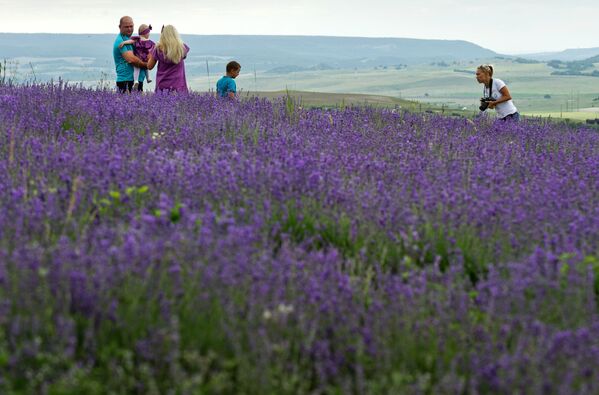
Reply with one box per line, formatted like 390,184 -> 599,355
116,81 -> 143,93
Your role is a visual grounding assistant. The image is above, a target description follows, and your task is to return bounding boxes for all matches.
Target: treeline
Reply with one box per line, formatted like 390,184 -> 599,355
548,55 -> 599,77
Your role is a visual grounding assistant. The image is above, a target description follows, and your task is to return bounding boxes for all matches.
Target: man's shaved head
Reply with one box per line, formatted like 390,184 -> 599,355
119,16 -> 134,36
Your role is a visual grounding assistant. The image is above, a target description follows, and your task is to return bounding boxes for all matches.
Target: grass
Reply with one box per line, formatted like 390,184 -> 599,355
238,89 -> 599,122
243,90 -> 598,122
268,198 -> 510,282
522,111 -> 599,122
245,89 -> 409,108
242,90 -> 474,119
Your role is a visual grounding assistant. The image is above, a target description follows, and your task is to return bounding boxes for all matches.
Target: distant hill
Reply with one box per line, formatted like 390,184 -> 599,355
546,54 -> 599,78
179,35 -> 498,68
0,33 -> 497,81
521,47 -> 599,62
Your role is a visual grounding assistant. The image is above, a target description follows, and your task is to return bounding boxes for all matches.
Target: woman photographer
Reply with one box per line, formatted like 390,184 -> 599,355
475,64 -> 519,121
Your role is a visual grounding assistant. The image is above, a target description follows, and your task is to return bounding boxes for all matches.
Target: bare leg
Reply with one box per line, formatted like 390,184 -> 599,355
133,67 -> 141,90
133,67 -> 141,83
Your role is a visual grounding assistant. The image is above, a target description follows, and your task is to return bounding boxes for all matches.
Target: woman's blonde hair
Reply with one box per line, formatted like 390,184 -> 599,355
477,64 -> 494,77
157,25 -> 185,64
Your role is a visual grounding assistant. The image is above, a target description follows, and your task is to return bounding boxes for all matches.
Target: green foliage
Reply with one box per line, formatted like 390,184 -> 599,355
60,114 -> 94,134
92,185 -> 151,220
269,199 -> 501,282
12,266 -> 238,394
583,255 -> 599,301
170,202 -> 183,223
284,88 -> 301,124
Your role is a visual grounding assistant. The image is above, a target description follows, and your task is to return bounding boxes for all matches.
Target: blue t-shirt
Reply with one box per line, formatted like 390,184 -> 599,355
216,76 -> 236,97
113,34 -> 146,82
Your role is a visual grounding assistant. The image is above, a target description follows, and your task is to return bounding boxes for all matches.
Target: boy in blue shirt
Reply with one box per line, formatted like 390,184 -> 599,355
216,61 -> 241,98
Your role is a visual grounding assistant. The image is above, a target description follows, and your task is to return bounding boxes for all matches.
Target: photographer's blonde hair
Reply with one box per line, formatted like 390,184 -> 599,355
157,25 -> 185,64
477,64 -> 494,77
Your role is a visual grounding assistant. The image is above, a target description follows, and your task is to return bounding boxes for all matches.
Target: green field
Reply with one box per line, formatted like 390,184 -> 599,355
522,111 -> 599,121
190,59 -> 599,116
243,90 -> 413,108
242,90 -> 599,124
232,90 -> 599,123
243,90 -> 474,119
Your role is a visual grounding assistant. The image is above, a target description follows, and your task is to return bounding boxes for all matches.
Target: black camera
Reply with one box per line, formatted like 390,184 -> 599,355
479,97 -> 494,112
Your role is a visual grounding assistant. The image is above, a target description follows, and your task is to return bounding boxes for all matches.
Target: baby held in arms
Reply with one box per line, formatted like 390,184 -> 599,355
119,24 -> 156,85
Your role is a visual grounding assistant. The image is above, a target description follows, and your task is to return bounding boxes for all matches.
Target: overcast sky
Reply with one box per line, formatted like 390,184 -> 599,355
1,0 -> 597,54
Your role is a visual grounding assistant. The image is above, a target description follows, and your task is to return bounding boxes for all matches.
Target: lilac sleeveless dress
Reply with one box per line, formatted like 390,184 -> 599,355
131,37 -> 156,62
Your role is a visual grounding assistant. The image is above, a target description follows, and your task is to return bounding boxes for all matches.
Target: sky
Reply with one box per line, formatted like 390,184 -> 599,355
1,0 -> 597,54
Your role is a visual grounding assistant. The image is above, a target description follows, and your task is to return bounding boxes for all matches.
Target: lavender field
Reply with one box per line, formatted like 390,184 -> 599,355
1,83 -> 599,394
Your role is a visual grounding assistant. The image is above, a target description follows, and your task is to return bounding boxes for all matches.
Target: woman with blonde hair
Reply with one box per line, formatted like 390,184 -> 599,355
147,25 -> 190,93
475,64 -> 519,121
